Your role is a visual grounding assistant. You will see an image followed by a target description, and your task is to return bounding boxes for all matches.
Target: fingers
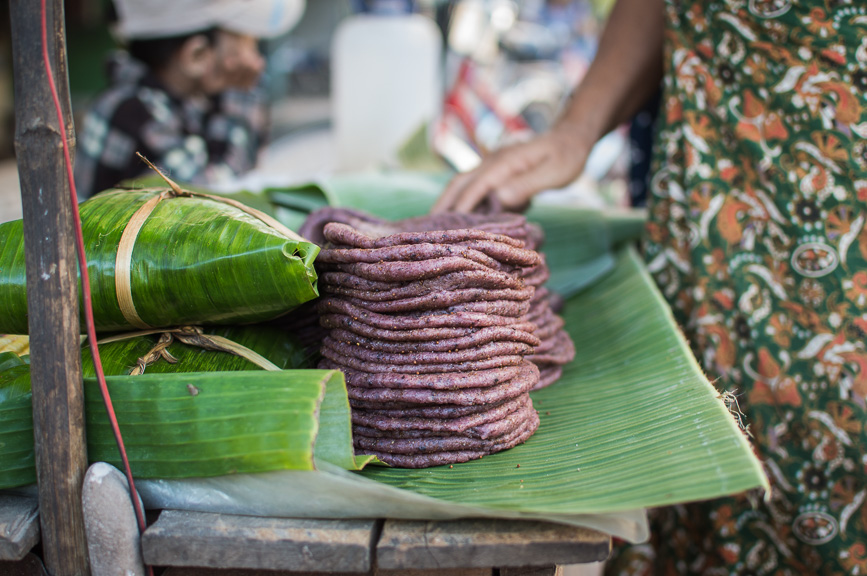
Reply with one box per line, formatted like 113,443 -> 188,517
452,161 -> 517,213
432,172 -> 473,213
432,131 -> 587,214
433,164 -> 504,214
498,151 -> 586,211
435,145 -> 540,213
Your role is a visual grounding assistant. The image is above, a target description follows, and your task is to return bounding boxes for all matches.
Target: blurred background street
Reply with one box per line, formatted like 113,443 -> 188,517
0,0 -> 635,225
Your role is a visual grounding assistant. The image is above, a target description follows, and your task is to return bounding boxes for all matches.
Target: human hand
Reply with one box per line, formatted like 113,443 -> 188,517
432,121 -> 592,213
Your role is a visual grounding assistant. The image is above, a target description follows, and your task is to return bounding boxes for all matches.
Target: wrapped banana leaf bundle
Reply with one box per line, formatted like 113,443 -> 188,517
83,325 -> 315,376
0,325 -> 369,490
0,187 -> 320,334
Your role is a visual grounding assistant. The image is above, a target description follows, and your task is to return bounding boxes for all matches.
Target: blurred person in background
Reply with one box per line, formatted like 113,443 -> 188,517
435,0 -> 867,573
74,0 -> 305,199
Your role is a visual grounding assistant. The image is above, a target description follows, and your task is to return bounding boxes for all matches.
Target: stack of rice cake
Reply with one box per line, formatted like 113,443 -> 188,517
516,254 -> 575,391
300,208 -> 575,467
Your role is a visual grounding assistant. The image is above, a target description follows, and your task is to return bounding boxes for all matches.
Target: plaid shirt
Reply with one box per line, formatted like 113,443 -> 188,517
75,52 -> 267,199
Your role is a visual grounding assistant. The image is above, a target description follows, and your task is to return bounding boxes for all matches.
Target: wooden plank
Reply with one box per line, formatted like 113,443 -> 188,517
8,1 -> 89,575
377,520 -> 610,570
161,566 -> 560,576
0,494 -> 40,561
499,567 -> 563,576
162,569 -> 491,576
143,510 -> 376,572
0,553 -> 49,576
376,570 -> 491,576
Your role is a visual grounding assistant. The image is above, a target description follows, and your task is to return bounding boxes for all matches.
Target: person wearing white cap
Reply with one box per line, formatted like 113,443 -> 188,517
74,0 -> 305,198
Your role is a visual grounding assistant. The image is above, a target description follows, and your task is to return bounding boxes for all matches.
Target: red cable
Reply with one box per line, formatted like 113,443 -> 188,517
40,2 -> 153,574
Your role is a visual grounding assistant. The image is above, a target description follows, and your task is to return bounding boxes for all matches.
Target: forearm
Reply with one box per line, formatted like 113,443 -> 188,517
432,0 -> 665,213
557,0 -> 664,143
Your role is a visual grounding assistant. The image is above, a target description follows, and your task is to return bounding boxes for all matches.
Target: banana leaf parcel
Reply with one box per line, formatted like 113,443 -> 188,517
0,325 -> 368,490
83,325 -> 316,376
0,188 -> 320,334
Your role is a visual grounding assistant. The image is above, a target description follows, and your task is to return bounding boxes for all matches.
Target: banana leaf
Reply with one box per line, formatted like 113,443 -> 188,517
81,326 -> 368,472
0,188 -> 320,334
267,186 -> 332,235
267,171 -> 448,224
85,370 -> 362,477
0,324 -> 369,489
0,352 -> 34,489
135,247 -> 769,543
0,365 -> 366,489
82,325 -> 315,376
359,248 -> 768,510
120,174 -> 284,221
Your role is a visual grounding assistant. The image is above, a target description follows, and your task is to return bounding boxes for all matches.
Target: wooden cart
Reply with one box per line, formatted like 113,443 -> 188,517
4,2 -> 611,574
1,494 -> 609,575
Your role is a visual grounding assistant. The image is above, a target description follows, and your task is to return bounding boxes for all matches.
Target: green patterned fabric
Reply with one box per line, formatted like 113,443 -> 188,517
608,1 -> 867,574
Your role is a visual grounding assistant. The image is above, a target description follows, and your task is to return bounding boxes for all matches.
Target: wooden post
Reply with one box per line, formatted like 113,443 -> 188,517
9,1 -> 90,575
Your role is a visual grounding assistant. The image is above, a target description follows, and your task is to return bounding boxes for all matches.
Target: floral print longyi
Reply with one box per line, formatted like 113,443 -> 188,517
608,1 -> 867,574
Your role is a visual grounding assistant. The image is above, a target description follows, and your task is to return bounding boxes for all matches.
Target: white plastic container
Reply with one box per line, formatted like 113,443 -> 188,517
332,14 -> 442,171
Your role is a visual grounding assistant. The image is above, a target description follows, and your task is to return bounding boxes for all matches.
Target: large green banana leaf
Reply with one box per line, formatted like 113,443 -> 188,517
360,248 -> 767,510
526,202 -> 645,297
135,247 -> 769,543
0,188 -> 320,334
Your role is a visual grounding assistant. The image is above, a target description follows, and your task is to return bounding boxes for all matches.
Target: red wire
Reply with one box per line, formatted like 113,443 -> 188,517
40,2 -> 153,574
